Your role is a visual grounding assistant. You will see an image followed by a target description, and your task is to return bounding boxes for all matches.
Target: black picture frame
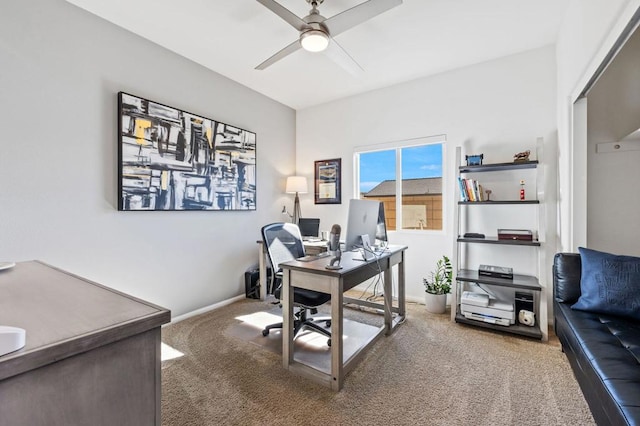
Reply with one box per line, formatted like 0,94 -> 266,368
118,92 -> 256,211
314,158 -> 341,204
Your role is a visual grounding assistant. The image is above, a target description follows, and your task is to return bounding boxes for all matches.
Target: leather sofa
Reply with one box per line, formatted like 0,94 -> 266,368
553,253 -> 640,425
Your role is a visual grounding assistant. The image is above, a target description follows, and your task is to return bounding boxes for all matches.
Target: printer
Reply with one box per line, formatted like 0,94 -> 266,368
460,291 -> 515,326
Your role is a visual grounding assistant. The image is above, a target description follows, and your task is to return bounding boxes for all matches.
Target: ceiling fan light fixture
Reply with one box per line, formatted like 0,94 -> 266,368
300,30 -> 329,52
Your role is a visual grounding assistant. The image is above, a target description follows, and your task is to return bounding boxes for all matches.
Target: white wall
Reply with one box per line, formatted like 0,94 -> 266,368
556,0 -> 640,252
9,0 -> 637,320
0,0 -> 296,317
296,46 -> 558,303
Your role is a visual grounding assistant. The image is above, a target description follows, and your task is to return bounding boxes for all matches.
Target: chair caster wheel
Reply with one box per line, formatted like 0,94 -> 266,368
325,320 -> 331,327
262,329 -> 269,337
327,339 -> 331,347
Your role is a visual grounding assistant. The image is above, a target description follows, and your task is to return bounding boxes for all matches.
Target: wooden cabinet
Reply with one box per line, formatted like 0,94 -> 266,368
451,142 -> 548,341
0,261 -> 171,426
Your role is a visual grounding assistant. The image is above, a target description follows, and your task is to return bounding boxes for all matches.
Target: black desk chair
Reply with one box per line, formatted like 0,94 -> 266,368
261,222 -> 332,347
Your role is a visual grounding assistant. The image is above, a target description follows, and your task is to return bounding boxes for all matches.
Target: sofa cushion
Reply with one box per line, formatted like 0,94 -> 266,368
572,247 -> 640,321
556,303 -> 640,424
601,317 -> 640,364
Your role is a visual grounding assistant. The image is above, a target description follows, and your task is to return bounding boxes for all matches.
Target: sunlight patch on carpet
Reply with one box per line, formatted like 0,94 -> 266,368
161,342 -> 184,361
290,328 -> 332,349
235,311 -> 283,329
234,311 -> 331,349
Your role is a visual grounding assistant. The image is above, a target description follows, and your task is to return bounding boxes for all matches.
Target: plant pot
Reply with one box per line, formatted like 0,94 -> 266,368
425,292 -> 447,314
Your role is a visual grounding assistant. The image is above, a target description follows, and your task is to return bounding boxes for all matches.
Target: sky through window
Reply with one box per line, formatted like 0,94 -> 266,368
359,144 -> 442,193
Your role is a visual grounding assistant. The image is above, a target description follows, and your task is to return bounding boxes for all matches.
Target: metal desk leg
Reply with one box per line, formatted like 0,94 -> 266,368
330,276 -> 344,391
384,265 -> 393,334
257,242 -> 267,300
282,270 -> 294,368
384,251 -> 406,334
398,250 -> 406,319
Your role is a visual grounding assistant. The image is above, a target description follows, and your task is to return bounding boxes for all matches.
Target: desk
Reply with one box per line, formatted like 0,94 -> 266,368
280,245 -> 407,390
0,261 -> 170,425
257,239 -> 328,300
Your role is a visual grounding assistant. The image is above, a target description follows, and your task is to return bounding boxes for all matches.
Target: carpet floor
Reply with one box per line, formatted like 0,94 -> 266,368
161,298 -> 594,426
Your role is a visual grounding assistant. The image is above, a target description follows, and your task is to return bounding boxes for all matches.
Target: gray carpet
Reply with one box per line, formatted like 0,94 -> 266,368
161,298 -> 594,426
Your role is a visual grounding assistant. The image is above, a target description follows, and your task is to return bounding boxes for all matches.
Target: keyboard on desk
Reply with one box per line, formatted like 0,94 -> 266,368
296,252 -> 331,262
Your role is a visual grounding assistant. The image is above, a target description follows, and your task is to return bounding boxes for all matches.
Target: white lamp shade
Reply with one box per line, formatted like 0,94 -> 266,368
300,30 -> 329,52
286,176 -> 308,194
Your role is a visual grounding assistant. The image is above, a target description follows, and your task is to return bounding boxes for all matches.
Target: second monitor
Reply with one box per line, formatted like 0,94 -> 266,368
344,199 -> 383,252
298,218 -> 320,239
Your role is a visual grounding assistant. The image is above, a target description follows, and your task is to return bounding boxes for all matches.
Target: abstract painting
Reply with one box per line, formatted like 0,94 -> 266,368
118,92 -> 256,211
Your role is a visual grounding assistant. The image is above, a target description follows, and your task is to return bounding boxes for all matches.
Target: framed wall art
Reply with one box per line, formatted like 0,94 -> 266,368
314,158 -> 341,204
118,92 -> 256,211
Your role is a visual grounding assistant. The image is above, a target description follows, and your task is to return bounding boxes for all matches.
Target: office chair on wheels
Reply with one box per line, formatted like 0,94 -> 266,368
261,222 -> 332,347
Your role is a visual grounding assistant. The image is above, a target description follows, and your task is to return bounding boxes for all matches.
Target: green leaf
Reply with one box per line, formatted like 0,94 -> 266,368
423,255 -> 452,295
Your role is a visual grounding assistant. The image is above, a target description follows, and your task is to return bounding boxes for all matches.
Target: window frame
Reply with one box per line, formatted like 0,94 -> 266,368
354,135 -> 447,234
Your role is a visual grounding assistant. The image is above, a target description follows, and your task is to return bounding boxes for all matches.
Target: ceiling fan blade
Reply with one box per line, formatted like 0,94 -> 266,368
256,0 -> 308,32
255,40 -> 302,70
324,0 -> 402,37
323,37 -> 364,77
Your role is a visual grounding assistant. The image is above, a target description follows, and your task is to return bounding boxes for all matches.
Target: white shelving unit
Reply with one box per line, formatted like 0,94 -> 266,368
451,139 -> 548,341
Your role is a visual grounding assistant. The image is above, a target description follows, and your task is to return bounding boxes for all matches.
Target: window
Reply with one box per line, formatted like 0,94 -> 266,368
356,136 -> 444,231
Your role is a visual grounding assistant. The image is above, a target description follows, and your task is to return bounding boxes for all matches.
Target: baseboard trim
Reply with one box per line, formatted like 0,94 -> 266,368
167,294 -> 246,325
406,295 -> 424,304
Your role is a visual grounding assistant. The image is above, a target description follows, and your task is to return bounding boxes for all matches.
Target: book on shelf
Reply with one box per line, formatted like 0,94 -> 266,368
459,177 -> 484,202
457,177 -> 469,202
465,179 -> 476,201
476,182 -> 485,201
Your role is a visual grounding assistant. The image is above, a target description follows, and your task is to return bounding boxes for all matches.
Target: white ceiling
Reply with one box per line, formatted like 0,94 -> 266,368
65,0 -> 570,110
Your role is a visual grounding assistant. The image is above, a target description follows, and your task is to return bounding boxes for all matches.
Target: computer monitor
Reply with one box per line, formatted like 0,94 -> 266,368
298,218 -> 320,238
345,199 -> 381,251
375,202 -> 388,244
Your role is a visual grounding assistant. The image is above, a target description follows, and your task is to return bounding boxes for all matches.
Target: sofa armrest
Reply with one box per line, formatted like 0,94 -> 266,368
553,253 -> 582,304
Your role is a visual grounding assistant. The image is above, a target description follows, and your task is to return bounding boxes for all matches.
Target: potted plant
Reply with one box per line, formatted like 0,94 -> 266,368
423,255 -> 452,314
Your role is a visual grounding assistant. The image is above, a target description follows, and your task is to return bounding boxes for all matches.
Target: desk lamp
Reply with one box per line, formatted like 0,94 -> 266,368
285,176 -> 308,224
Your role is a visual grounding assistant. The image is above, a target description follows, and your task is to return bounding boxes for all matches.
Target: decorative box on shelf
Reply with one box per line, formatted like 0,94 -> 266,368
497,229 -> 533,241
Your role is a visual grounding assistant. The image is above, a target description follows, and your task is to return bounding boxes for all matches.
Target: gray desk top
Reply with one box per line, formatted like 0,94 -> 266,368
281,245 -> 407,277
0,261 -> 170,381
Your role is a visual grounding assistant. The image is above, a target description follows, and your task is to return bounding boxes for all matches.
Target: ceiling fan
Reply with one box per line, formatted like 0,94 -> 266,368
255,0 -> 402,75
